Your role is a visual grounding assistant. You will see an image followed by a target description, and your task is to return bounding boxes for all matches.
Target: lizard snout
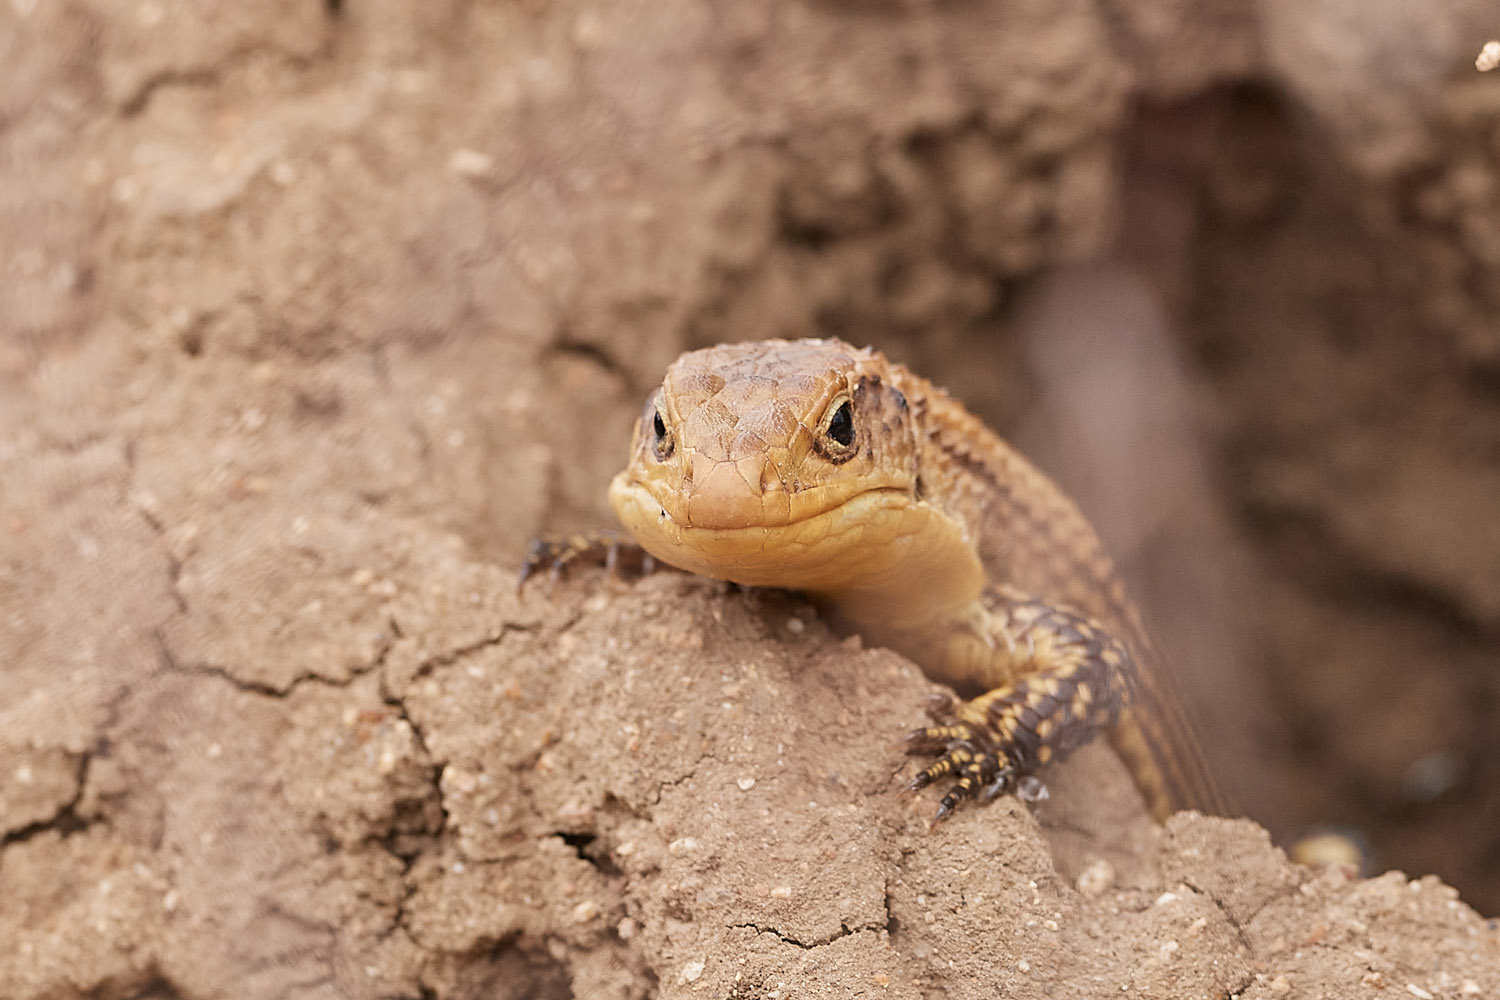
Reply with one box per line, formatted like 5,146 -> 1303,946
683,452 -> 786,529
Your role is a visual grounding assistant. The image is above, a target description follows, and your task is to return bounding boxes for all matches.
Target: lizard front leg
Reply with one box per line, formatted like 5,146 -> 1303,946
517,532 -> 659,592
903,585 -> 1133,820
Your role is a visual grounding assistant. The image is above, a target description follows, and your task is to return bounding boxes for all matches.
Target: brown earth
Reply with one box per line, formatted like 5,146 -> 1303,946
4,1 -> 1500,997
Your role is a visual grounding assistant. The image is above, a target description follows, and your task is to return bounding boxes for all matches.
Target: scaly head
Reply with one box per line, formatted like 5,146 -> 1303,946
608,338 -> 928,589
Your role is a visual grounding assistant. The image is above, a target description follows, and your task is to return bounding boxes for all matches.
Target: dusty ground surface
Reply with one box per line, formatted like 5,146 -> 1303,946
9,566 -> 1500,999
4,0 -> 1500,997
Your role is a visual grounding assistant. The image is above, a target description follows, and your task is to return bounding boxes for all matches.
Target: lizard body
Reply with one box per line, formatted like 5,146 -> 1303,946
581,338 -> 1226,820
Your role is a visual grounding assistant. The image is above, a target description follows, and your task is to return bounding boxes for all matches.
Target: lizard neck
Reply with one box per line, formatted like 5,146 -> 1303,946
888,362 -> 1144,646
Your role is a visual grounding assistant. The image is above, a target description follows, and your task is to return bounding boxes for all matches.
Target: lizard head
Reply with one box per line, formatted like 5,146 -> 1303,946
608,338 -> 924,587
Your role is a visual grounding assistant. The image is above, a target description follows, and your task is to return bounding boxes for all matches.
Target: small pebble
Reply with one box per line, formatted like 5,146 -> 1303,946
448,148 -> 494,177
1478,40 -> 1500,71
1076,858 -> 1115,897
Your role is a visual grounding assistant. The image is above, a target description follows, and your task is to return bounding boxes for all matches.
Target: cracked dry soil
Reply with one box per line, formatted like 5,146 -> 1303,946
5,529 -> 1499,998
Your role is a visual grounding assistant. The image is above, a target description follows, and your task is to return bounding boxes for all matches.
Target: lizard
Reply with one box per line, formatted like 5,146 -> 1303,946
524,337 -> 1228,822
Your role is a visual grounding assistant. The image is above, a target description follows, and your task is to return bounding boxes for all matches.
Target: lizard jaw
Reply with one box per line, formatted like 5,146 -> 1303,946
608,471 -> 985,639
608,471 -> 914,590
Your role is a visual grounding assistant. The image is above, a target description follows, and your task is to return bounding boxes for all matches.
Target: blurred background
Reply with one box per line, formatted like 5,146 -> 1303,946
3,0 -> 1499,992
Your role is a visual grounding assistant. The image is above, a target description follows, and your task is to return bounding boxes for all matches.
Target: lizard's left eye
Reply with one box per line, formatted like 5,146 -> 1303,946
818,395 -> 856,460
828,400 -> 853,446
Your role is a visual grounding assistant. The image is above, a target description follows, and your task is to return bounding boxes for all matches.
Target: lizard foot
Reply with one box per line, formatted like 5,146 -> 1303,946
902,718 -> 1020,821
517,532 -> 656,594
901,586 -> 1134,820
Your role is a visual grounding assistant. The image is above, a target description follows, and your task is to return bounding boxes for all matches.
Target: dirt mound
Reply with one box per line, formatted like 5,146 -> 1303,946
6,562 -> 1497,997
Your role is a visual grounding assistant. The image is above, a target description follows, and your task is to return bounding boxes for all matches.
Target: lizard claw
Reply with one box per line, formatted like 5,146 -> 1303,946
516,537 -> 562,594
921,692 -> 957,721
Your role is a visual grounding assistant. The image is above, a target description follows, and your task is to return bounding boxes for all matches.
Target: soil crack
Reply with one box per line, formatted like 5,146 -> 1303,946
0,749 -> 95,847
729,918 -> 879,950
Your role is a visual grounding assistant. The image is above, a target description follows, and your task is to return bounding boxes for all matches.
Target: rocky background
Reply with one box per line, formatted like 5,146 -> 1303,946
3,1 -> 1500,997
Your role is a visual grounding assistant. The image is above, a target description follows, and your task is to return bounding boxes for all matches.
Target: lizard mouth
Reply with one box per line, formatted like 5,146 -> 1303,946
607,471 -> 912,589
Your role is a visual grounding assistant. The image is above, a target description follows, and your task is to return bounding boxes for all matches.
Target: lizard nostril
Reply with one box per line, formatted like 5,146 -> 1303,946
760,458 -> 785,493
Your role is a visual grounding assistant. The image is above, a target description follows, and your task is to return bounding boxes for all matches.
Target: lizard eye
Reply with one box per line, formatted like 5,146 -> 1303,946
818,395 -> 856,460
828,400 -> 854,446
650,406 -> 674,461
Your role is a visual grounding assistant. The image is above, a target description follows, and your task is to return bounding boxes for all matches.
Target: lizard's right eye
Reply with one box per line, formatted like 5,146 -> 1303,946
651,407 -> 674,461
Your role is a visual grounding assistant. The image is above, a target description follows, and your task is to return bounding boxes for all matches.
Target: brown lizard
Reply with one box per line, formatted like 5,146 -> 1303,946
525,337 -> 1227,821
